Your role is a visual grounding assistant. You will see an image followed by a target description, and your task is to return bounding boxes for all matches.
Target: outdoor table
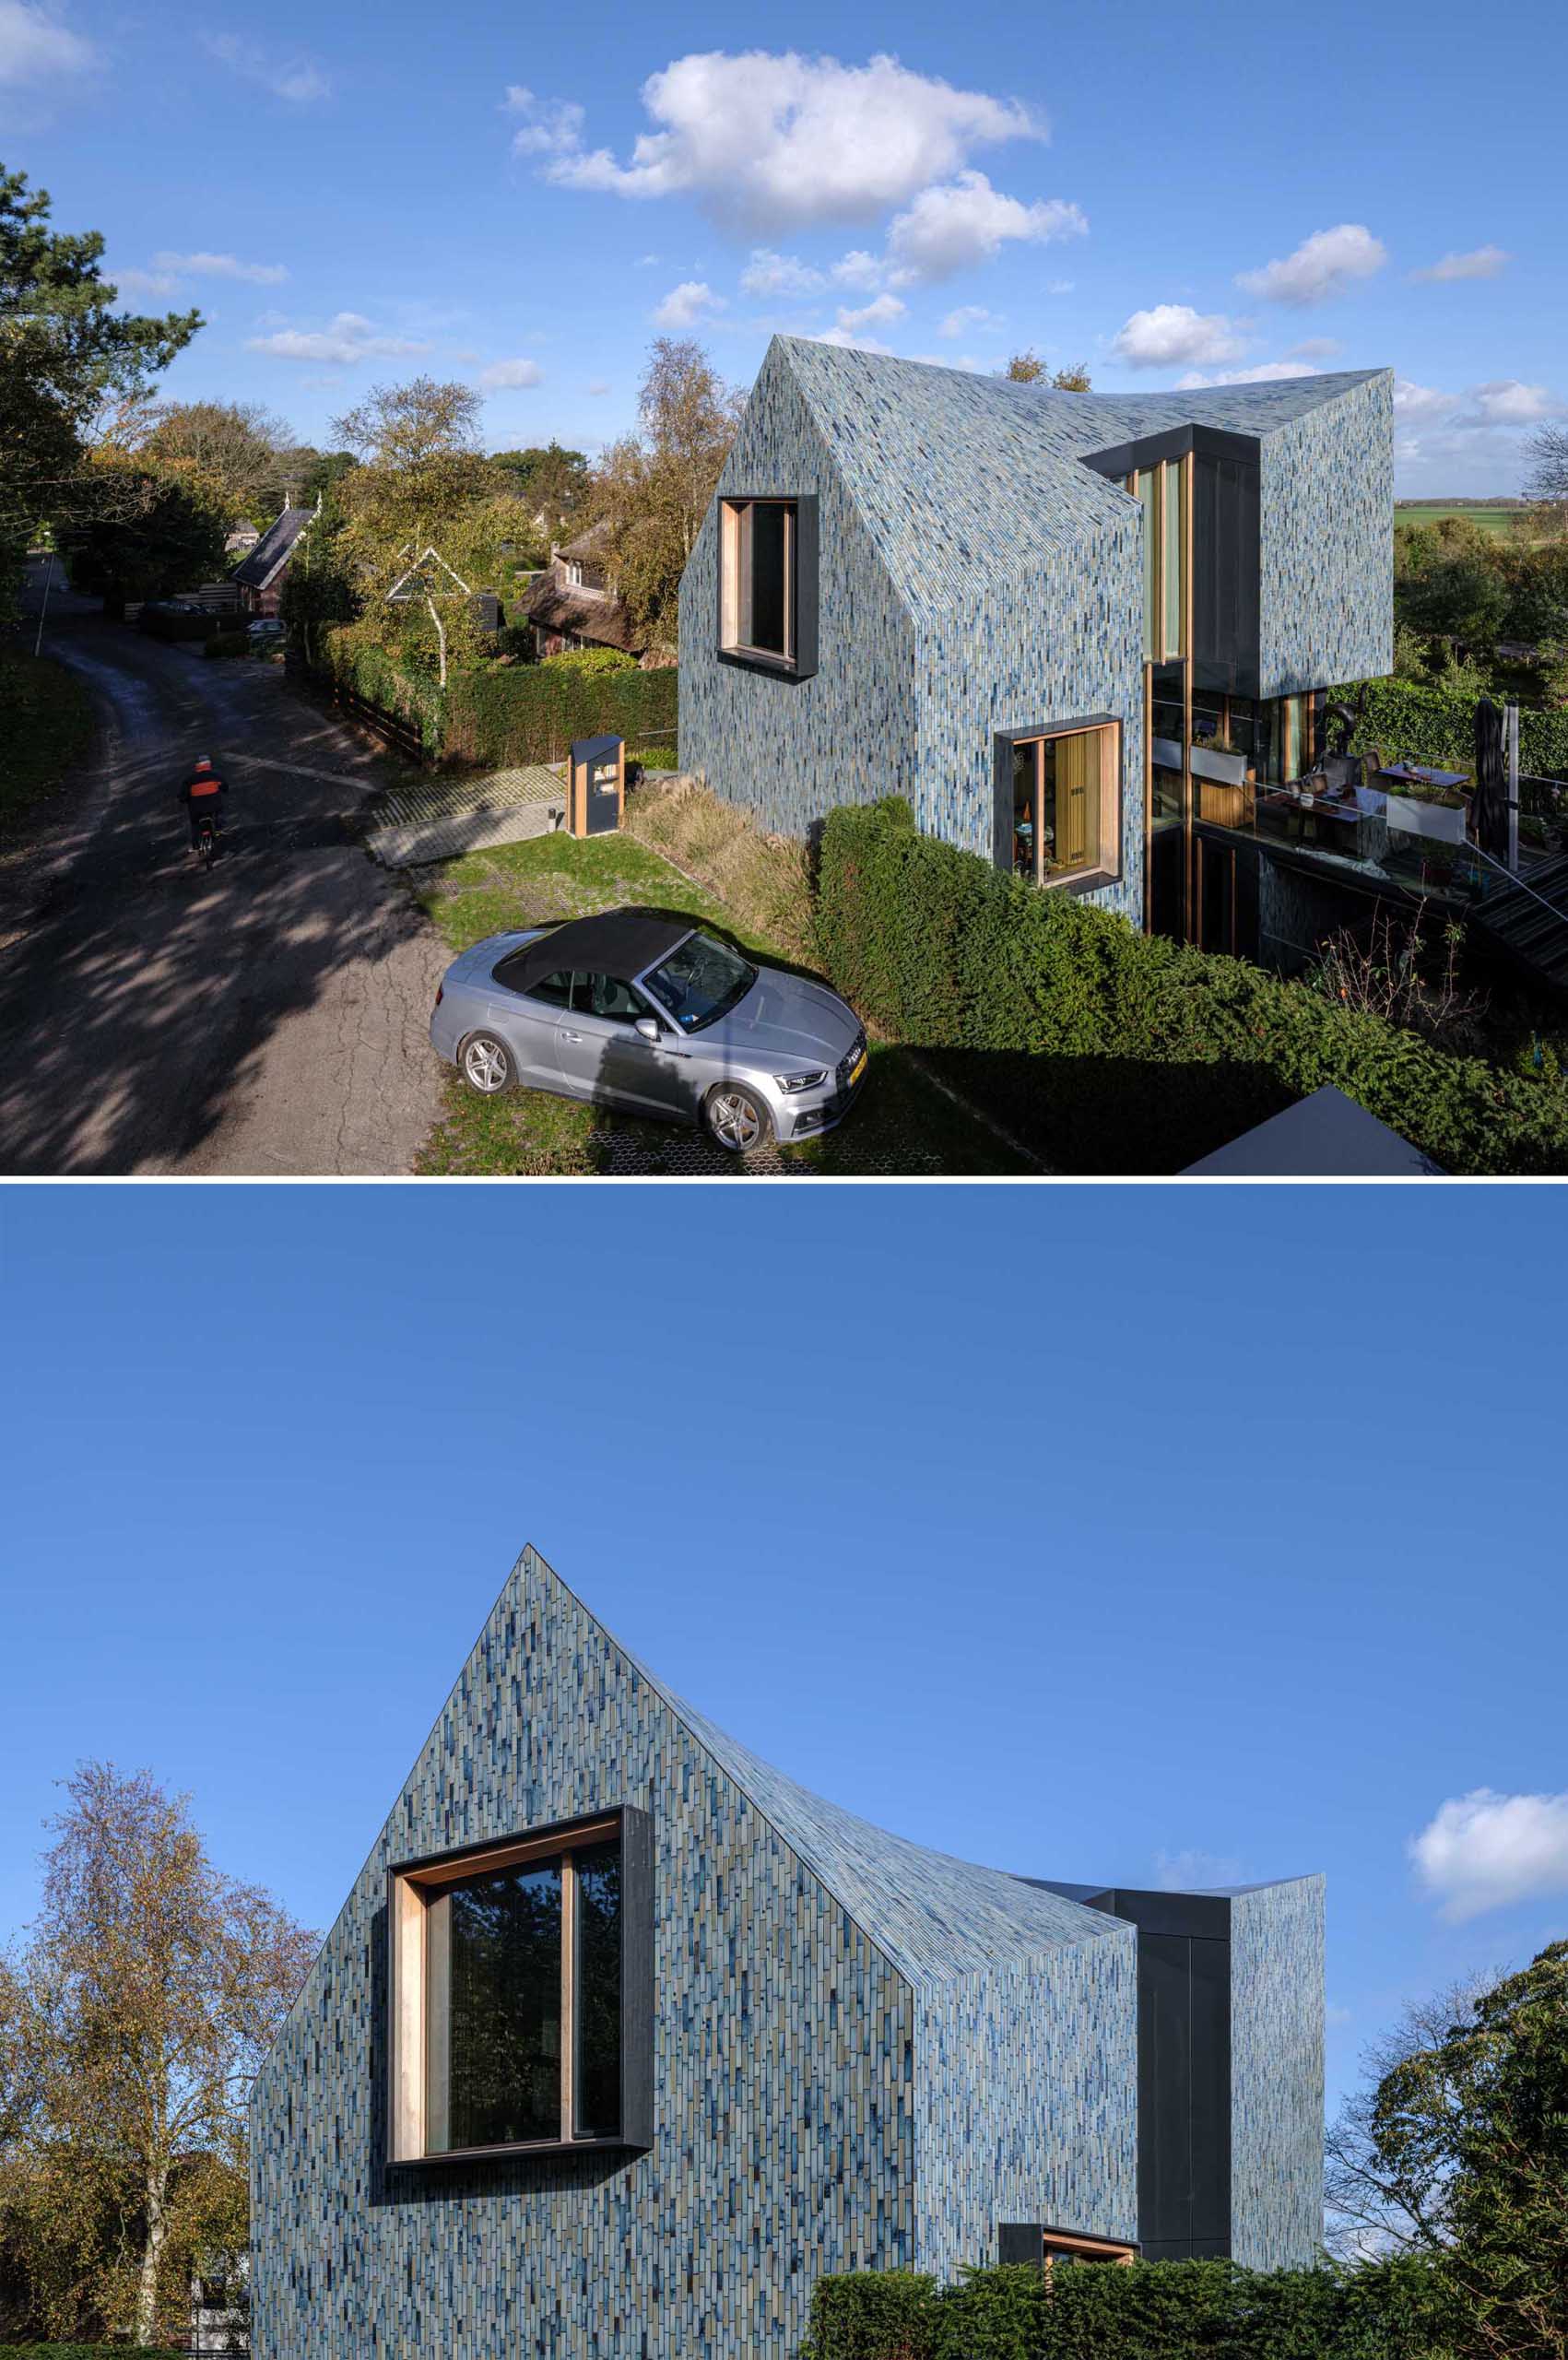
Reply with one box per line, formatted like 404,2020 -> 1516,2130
1375,761 -> 1470,794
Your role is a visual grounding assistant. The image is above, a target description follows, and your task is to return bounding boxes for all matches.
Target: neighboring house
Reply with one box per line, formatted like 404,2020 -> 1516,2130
234,501 -> 315,618
678,338 -> 1394,968
224,524 -> 261,556
522,525 -> 669,665
250,1545 -> 1323,2360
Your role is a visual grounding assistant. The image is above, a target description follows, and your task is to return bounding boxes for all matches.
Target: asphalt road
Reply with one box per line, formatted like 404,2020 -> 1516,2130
0,566 -> 445,1174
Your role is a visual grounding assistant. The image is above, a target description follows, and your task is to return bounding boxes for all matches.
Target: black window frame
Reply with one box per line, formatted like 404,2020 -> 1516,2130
386,1804 -> 654,2167
716,491 -> 819,683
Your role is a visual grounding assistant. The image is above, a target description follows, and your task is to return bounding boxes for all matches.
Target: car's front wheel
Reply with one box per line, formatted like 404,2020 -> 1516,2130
460,1032 -> 516,1096
704,1082 -> 772,1154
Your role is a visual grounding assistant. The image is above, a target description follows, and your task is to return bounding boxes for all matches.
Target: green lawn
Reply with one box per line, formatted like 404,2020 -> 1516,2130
0,644 -> 97,839
413,830 -> 1027,1175
1394,502 -> 1538,539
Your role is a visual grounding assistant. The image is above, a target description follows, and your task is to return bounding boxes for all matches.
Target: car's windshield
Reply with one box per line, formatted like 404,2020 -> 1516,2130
642,932 -> 757,1032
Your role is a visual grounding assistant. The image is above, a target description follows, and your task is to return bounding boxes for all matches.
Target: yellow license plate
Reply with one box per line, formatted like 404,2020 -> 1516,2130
847,1050 -> 867,1089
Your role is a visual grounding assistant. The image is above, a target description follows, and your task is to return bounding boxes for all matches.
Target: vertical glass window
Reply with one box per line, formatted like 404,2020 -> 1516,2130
1008,726 -> 1116,884
1012,741 -> 1036,878
444,1863 -> 561,2152
1162,461 -> 1185,658
1138,471 -> 1159,657
572,1841 -> 623,2139
748,502 -> 788,655
1051,731 -> 1102,875
721,500 -> 796,663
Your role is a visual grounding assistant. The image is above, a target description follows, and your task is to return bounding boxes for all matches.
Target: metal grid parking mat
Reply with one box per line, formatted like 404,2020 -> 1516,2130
583,1121 -> 947,1177
365,766 -> 566,867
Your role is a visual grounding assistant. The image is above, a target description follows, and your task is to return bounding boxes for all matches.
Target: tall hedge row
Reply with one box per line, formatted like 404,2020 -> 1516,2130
1334,676 -> 1568,788
801,2257 -> 1452,2360
318,631 -> 677,767
813,799 -> 1568,1175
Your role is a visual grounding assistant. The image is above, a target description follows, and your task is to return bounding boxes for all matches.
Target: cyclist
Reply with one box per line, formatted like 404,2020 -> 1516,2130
180,754 -> 228,854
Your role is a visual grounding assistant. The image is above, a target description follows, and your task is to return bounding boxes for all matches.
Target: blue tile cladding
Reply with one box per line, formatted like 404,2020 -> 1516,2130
250,1548 -> 1136,2360
1230,1876 -> 1326,2269
249,1552 -> 1322,2354
678,338 -> 1393,922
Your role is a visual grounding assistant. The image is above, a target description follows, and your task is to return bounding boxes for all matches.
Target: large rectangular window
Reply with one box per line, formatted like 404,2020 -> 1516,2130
1003,720 -> 1122,888
1131,460 -> 1189,665
388,1809 -> 651,2162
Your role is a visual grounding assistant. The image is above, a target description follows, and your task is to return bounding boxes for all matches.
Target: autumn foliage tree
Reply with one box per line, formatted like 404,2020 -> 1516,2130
0,1764 -> 314,2347
586,338 -> 743,648
1000,348 -> 1092,391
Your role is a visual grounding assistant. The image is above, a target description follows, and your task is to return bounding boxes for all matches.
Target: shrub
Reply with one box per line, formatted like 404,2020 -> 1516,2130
813,798 -> 1568,1175
1334,675 -> 1568,784
540,644 -> 636,674
803,2254 -> 1453,2360
136,605 -> 217,643
314,628 -> 676,767
203,630 -> 249,658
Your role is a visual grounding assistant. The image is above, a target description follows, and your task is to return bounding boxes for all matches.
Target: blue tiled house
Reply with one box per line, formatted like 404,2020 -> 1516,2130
678,339 -> 1393,962
250,1548 -> 1324,2358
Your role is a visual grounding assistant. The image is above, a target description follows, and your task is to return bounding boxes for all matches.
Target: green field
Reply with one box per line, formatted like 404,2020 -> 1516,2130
1395,502 -> 1537,538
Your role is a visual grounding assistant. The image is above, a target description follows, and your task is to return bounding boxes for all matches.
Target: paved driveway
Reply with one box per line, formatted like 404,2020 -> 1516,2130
0,572 -> 444,1174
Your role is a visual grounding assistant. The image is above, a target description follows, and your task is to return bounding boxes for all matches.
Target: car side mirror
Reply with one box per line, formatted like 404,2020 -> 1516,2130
634,1016 -> 661,1044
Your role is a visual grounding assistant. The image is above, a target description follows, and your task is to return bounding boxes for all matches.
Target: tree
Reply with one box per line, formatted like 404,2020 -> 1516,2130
1523,422 -> 1568,513
59,454 -> 230,610
332,375 -> 483,469
1376,1942 -> 1568,2360
1326,1970 -> 1492,2258
0,165 -> 200,608
0,1764 -> 314,2347
489,442 -> 590,553
587,338 -> 743,646
999,349 -> 1092,390
137,400 -> 301,525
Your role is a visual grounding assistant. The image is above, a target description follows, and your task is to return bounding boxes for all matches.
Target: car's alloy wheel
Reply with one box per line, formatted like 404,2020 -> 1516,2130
705,1084 -> 770,1153
461,1033 -> 515,1095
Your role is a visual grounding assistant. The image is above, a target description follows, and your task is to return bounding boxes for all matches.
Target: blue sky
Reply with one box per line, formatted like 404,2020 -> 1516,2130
3,1183 -> 1564,2130
4,0 -> 1565,494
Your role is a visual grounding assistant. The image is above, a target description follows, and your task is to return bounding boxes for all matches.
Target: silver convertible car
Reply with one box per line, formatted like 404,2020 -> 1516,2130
430,910 -> 868,1151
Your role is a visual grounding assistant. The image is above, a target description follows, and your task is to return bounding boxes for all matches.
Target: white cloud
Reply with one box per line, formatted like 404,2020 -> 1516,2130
539,49 -> 1043,230
1394,377 -> 1460,421
831,249 -> 884,289
584,379 -> 611,396
1467,379 -> 1559,425
246,312 -> 431,365
1175,360 -> 1318,387
478,357 -> 544,390
651,278 -> 725,329
151,249 -> 289,286
0,0 -> 94,83
1409,243 -> 1509,284
939,303 -> 997,338
1288,336 -> 1342,359
1410,1788 -> 1568,1921
1112,304 -> 1246,369
836,292 -> 904,331
883,171 -> 1085,285
1237,222 -> 1386,306
740,247 -> 825,297
1155,1848 -> 1244,1893
204,32 -> 329,100
503,85 -> 585,158
808,325 -> 895,354
111,266 -> 178,301
1046,277 -> 1074,295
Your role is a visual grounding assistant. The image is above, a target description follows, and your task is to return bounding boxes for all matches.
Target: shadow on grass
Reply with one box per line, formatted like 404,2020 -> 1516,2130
914,1047 -> 1294,1175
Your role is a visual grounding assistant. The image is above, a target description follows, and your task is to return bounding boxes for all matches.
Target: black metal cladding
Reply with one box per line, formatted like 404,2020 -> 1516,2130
1079,426 -> 1262,701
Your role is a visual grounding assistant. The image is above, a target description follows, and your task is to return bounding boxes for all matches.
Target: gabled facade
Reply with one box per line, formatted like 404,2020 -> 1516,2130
678,339 -> 1393,962
250,1549 -> 1323,2359
234,502 -> 314,617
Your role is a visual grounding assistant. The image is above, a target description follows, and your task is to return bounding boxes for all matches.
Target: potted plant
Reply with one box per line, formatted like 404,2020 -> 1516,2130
1189,725 -> 1249,788
1383,772 -> 1469,845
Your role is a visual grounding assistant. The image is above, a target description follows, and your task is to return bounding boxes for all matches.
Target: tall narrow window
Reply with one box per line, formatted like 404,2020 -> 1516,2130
719,497 -> 817,678
1162,461 -> 1185,658
388,1809 -> 651,2162
1138,471 -> 1160,657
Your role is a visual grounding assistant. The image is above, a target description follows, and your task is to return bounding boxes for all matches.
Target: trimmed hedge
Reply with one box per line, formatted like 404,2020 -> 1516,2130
1335,675 -> 1568,788
813,798 -> 1568,1175
802,2256 -> 1452,2360
202,631 -> 249,658
317,631 -> 676,768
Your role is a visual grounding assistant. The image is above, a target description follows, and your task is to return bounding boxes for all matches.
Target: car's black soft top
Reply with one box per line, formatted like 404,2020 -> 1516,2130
491,909 -> 693,995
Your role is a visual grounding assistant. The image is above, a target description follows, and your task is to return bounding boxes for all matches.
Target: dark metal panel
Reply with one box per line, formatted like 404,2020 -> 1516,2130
1190,1933 -> 1232,2247
1080,423 -> 1261,483
1193,453 -> 1261,699
794,494 -> 819,681
619,1803 -> 654,2151
1139,1933 -> 1193,2251
1100,1888 -> 1232,1941
998,2224 -> 1042,2267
